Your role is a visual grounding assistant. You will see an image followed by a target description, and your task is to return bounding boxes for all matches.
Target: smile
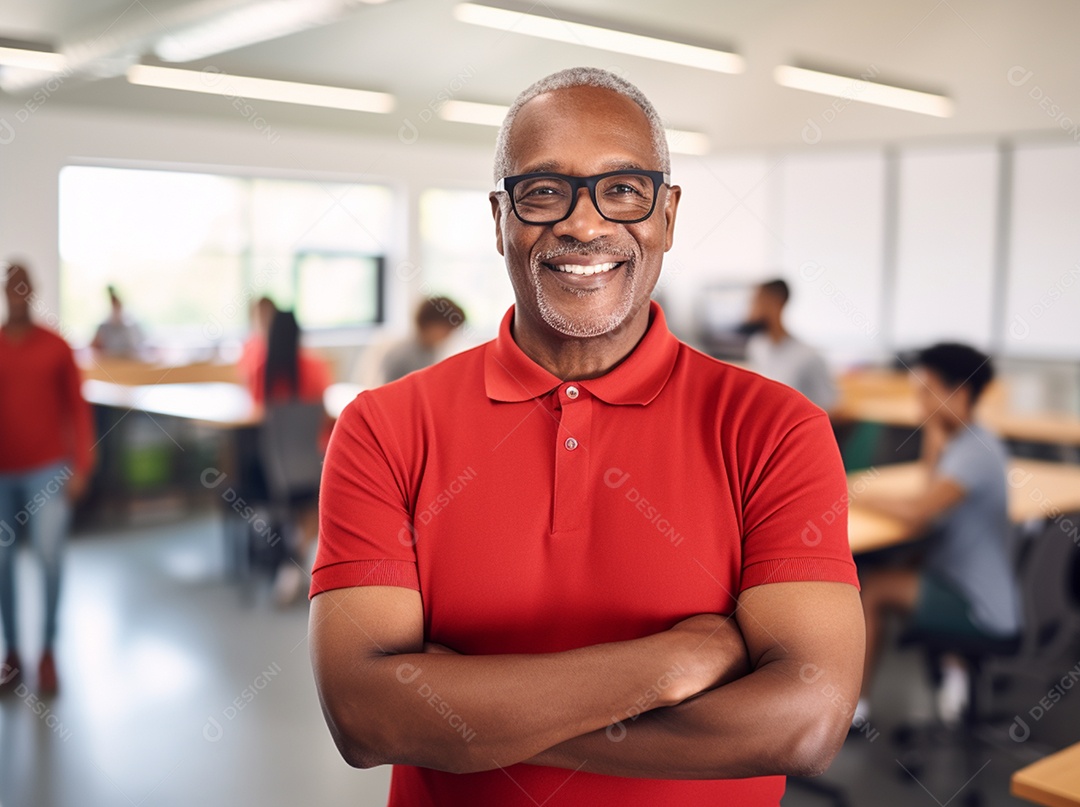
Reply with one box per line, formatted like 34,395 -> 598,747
543,261 -> 623,276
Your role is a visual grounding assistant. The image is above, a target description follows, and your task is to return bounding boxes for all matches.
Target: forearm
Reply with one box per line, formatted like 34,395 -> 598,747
526,658 -> 852,779
325,631 -> 700,774
858,492 -> 924,530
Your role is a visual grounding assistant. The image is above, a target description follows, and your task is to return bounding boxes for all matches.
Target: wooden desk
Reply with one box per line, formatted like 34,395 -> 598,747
83,380 -> 260,428
1012,742 -> 1080,807
835,371 -> 1080,447
848,459 -> 1080,554
81,358 -> 240,386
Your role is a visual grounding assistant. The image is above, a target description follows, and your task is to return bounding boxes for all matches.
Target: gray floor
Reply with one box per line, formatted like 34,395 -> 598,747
0,514 -> 1076,806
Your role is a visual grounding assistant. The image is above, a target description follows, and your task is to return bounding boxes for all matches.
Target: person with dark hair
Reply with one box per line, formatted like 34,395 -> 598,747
378,296 -> 466,384
247,309 -> 332,605
91,284 -> 145,359
249,309 -> 331,407
0,262 -> 95,696
236,295 -> 278,390
744,277 -> 837,410
855,342 -> 1021,727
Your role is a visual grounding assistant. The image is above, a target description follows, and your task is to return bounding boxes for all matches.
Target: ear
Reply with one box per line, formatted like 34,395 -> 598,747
489,192 -> 505,256
661,184 -> 681,252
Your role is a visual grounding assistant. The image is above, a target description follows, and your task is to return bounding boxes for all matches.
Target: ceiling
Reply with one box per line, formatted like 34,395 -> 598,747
1,0 -> 1079,152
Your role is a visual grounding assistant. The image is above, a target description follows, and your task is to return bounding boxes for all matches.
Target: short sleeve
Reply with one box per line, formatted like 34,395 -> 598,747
309,395 -> 420,598
739,413 -> 859,592
802,354 -> 838,411
936,434 -> 986,493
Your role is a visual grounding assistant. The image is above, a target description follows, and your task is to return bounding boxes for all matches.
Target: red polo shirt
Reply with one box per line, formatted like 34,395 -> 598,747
313,301 -> 858,806
0,324 -> 95,475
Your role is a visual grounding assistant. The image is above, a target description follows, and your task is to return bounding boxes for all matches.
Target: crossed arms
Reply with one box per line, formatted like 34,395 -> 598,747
309,580 -> 864,778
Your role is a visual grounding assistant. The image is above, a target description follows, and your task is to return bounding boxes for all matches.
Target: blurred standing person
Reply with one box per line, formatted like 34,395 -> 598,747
357,296 -> 466,387
744,278 -> 837,411
90,285 -> 145,359
0,262 -> 95,696
237,295 -> 278,391
249,310 -> 332,605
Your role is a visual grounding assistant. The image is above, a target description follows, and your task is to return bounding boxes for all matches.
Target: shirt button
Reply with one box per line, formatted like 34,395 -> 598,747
566,385 -> 579,399
564,437 -> 579,451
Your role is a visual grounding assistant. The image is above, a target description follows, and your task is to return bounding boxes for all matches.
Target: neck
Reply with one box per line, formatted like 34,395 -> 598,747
767,319 -> 787,343
3,317 -> 31,336
512,304 -> 651,381
941,415 -> 971,436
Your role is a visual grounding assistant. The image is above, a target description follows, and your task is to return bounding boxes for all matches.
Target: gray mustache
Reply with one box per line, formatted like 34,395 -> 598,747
534,242 -> 637,262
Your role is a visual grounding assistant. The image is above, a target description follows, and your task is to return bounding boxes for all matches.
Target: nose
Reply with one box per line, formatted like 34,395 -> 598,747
550,186 -> 619,242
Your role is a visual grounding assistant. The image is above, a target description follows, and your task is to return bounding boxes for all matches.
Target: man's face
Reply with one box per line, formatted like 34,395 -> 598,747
747,288 -> 774,326
912,366 -> 969,426
490,85 -> 680,339
3,267 -> 31,323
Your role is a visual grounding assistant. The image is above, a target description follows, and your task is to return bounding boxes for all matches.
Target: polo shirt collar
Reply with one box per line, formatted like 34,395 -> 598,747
484,300 -> 679,406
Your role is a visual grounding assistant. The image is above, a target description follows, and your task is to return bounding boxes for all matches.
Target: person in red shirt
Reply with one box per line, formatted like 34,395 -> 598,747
249,309 -> 332,605
309,67 -> 864,806
247,309 -> 331,409
0,263 -> 95,696
236,295 -> 278,392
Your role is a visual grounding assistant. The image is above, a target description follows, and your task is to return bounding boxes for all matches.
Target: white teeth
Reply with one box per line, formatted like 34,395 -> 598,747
551,261 -> 619,276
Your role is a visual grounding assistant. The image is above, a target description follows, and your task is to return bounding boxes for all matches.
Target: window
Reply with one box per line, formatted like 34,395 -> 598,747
419,188 -> 512,338
59,166 -> 392,347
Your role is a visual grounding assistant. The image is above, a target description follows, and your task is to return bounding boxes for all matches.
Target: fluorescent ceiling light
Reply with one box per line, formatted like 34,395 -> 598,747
439,99 -> 508,127
773,64 -> 953,118
438,99 -> 710,155
0,45 -> 66,72
454,2 -> 744,74
127,64 -> 395,114
154,0 -> 385,63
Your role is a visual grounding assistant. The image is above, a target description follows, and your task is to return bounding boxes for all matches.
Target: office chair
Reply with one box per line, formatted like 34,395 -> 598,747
893,520 -> 1080,806
249,400 -> 325,580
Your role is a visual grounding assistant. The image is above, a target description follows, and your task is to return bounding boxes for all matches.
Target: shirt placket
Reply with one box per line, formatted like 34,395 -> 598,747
551,383 -> 592,537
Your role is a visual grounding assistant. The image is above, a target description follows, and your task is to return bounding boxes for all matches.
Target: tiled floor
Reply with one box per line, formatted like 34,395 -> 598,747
0,514 -> 1076,806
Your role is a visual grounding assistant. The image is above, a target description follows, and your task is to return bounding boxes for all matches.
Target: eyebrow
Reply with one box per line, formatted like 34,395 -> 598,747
516,158 -> 651,175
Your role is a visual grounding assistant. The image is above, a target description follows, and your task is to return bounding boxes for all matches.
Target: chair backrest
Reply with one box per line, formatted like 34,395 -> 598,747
258,401 -> 325,502
1014,520 -> 1080,661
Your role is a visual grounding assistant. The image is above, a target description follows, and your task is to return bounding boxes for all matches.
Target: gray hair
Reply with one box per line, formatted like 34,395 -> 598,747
493,67 -> 670,184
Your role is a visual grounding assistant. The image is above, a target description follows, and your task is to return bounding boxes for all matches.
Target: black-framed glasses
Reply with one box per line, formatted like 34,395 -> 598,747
496,170 -> 670,225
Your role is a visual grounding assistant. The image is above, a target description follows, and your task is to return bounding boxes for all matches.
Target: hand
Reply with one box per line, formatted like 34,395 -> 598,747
663,613 -> 749,705
66,470 -> 91,502
920,418 -> 947,467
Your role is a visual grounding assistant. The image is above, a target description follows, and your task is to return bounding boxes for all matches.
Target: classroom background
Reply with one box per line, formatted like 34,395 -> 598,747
1,1 -> 1080,805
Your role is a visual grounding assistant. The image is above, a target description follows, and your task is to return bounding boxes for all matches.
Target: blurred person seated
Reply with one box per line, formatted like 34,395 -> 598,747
744,278 -> 837,411
236,295 -> 278,390
355,296 -> 466,388
90,285 -> 146,359
856,343 -> 1022,727
249,309 -> 332,606
0,261 -> 95,696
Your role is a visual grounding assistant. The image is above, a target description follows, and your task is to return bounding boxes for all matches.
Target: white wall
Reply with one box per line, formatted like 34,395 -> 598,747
2,98 -> 1079,366
892,145 -> 1000,351
1005,143 -> 1080,358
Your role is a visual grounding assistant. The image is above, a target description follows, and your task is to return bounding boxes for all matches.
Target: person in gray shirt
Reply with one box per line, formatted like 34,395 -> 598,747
854,343 -> 1021,726
91,285 -> 145,359
353,297 -> 468,388
744,279 -> 837,411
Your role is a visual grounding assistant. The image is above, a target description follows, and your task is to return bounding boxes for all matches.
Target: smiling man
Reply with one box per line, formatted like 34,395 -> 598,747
310,68 -> 864,807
